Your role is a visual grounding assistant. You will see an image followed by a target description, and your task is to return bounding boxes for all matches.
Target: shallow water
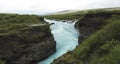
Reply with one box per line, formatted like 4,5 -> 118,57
39,19 -> 79,64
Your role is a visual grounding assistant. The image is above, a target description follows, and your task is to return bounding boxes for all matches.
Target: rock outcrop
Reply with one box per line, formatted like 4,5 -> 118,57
0,14 -> 56,64
75,12 -> 113,44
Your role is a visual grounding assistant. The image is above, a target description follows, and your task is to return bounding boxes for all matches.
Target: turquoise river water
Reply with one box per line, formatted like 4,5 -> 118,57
39,19 -> 79,64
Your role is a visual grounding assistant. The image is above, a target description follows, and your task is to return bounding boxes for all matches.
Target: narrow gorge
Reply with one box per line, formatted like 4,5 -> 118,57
39,19 -> 79,64
0,8 -> 119,64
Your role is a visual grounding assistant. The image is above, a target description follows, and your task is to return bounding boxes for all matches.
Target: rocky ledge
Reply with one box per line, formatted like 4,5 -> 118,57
75,12 -> 116,44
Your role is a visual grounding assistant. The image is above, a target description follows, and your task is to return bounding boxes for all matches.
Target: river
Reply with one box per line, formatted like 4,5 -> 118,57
39,19 -> 79,64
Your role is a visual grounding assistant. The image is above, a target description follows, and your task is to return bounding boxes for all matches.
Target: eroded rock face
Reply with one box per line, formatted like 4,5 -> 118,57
75,12 -> 114,44
0,25 -> 56,64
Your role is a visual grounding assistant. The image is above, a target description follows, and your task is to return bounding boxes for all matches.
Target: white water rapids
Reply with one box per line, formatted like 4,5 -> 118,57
39,19 -> 79,64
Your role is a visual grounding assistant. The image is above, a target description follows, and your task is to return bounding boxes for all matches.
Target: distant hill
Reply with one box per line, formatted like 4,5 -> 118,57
48,7 -> 120,15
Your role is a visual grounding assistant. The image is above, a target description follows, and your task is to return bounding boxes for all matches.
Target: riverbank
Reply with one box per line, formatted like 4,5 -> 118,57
0,14 -> 56,64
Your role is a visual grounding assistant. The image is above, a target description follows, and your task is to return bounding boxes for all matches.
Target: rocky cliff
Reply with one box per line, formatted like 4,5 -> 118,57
0,14 -> 56,64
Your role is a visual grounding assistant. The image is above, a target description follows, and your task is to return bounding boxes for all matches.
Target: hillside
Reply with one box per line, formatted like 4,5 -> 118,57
45,7 -> 120,20
0,14 -> 56,64
45,8 -> 120,64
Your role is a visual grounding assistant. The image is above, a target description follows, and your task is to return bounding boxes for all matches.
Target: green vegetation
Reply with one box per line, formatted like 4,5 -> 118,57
74,15 -> 120,64
0,14 -> 56,64
0,14 -> 47,35
50,8 -> 120,64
